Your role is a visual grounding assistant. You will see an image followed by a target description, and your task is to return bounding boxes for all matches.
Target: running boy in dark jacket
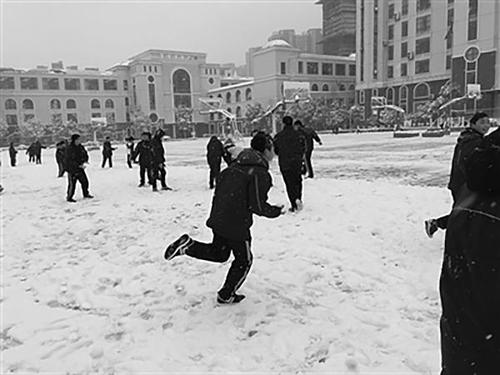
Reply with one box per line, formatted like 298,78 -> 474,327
101,136 -> 116,168
65,134 -> 93,202
206,136 -> 224,189
133,132 -> 154,187
151,129 -> 172,191
295,120 -> 322,178
55,141 -> 66,177
164,132 -> 284,304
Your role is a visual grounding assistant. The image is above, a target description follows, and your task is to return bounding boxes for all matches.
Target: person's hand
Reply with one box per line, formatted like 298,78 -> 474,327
278,204 -> 287,215
319,141 -> 323,146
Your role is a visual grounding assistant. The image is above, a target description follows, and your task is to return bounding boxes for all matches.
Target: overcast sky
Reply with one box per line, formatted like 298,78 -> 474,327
1,0 -> 322,70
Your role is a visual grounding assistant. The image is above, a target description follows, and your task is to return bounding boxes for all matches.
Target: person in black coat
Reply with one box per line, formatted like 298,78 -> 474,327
151,129 -> 172,191
133,132 -> 154,188
55,140 -> 67,177
425,112 -> 491,237
164,132 -> 284,304
295,120 -> 322,178
125,137 -> 135,169
33,139 -> 45,164
9,142 -> 17,167
101,136 -> 116,168
206,136 -> 224,189
439,127 -> 500,374
65,134 -> 93,202
274,116 -> 306,212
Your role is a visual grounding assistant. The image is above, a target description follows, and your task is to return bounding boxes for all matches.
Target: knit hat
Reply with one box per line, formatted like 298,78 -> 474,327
251,132 -> 273,153
71,134 -> 80,142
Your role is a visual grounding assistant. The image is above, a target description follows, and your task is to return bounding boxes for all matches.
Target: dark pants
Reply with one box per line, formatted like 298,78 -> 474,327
304,149 -> 314,178
10,156 -> 16,167
29,154 -> 34,163
127,154 -> 133,168
57,162 -> 65,177
281,167 -> 303,210
186,232 -> 253,299
102,155 -> 113,168
139,164 -> 153,186
209,162 -> 221,189
151,163 -> 167,190
35,154 -> 41,164
66,169 -> 90,200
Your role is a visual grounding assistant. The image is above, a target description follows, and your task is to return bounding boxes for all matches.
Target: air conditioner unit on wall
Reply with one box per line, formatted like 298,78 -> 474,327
407,52 -> 415,60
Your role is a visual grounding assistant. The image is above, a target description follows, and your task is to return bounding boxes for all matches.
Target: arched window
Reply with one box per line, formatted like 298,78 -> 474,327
245,88 -> 252,101
50,99 -> 61,110
386,87 -> 394,104
414,82 -> 430,99
91,99 -> 101,109
172,69 -> 192,108
311,83 -> 319,92
236,106 -> 242,118
105,99 -> 114,109
235,90 -> 241,102
322,84 -> 329,92
400,86 -> 408,100
226,92 -> 231,104
22,99 -> 34,110
349,84 -> 355,91
66,99 -> 76,109
372,88 -> 378,97
339,84 -> 346,91
5,99 -> 16,110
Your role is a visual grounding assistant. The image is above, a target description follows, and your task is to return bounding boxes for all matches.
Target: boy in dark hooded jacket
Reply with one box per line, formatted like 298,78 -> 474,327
164,132 -> 284,304
55,141 -> 66,177
9,142 -> 17,167
151,128 -> 171,191
133,132 -> 154,187
206,136 -> 224,189
65,134 -> 93,202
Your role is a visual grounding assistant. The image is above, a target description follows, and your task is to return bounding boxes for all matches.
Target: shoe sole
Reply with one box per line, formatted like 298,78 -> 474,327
165,237 -> 192,261
217,295 -> 246,304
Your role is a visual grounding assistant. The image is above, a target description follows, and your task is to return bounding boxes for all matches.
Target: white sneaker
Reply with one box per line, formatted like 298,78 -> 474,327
295,199 -> 303,212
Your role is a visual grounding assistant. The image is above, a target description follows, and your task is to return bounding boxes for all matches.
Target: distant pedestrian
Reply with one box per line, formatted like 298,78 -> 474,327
439,127 -> 500,374
151,128 -> 172,191
101,136 -> 116,168
33,139 -> 45,164
9,142 -> 17,167
65,134 -> 93,202
55,140 -> 67,177
274,116 -> 306,212
207,136 -> 224,189
125,136 -> 135,169
133,132 -> 154,188
425,112 -> 491,237
164,132 -> 284,304
26,143 -> 35,163
295,120 -> 322,178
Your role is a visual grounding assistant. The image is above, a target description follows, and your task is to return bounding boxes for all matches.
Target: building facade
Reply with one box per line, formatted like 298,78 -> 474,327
355,0 -> 500,119
317,0 -> 356,56
268,28 -> 323,54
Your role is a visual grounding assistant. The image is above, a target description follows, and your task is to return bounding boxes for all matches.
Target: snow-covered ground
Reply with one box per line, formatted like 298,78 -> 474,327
1,133 -> 458,374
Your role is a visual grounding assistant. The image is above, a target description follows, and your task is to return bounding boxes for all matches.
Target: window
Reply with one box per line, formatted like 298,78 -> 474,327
417,0 -> 431,13
91,113 -> 101,118
388,66 -> 394,79
335,64 -> 346,76
401,21 -> 408,38
22,99 -> 34,110
154,66 -> 158,73
66,99 -> 76,109
387,88 -> 394,104
105,99 -> 114,109
103,79 -> 118,90
24,114 -> 34,123
143,66 -> 147,72
388,45 -> 394,61
402,0 -> 408,15
245,88 -> 252,101
372,88 -> 378,97
388,3 -> 395,19
415,59 -> 430,74
468,0 -> 478,41
339,84 -> 346,91
416,37 -> 430,55
173,69 -> 192,108
91,99 -> 101,109
349,64 -> 356,76
401,42 -> 408,58
5,99 -> 16,110
322,63 -> 333,75
359,91 -> 365,104
414,83 -> 430,98
322,84 -> 329,92
280,62 -> 286,75
349,84 -> 355,91
307,62 -> 319,75
20,77 -> 38,90
311,83 -> 319,92
0,76 -> 15,90
6,114 -> 18,125
236,90 -> 241,102
416,15 -> 431,35
446,54 -> 452,70
123,80 -> 128,90
388,25 -> 394,40
84,79 -> 99,90
236,106 -> 242,118
148,83 -> 156,110
50,99 -> 61,110
64,78 -> 81,90
400,86 -> 408,100
125,97 -> 129,106
106,113 -> 116,124
401,63 -> 408,77
226,92 -> 231,104
298,61 -> 303,74
67,113 -> 78,123
42,78 -> 60,90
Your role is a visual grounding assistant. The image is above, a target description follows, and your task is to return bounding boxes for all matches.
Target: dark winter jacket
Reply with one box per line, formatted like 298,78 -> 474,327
448,128 -> 484,199
65,142 -> 89,174
300,126 -> 322,152
9,144 -> 17,158
55,146 -> 66,164
26,144 -> 35,156
33,141 -> 45,156
440,134 -> 500,373
207,136 -> 224,166
151,136 -> 165,165
206,148 -> 282,241
274,124 -> 306,171
133,140 -> 153,166
102,141 -> 115,156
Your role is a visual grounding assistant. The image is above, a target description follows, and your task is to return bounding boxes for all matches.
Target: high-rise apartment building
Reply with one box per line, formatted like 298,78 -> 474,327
355,0 -> 500,119
317,0 -> 356,56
